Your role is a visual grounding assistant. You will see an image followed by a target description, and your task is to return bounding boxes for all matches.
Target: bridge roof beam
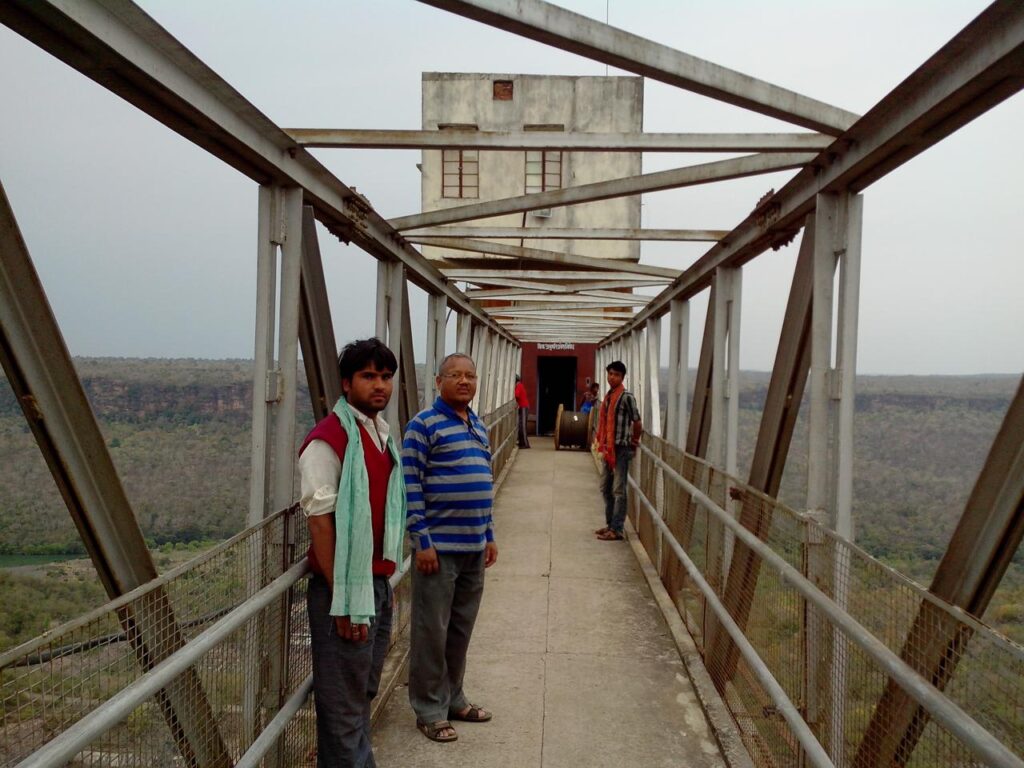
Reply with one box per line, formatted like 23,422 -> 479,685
415,0 -> 859,134
390,153 -> 814,230
412,236 -> 680,278
603,0 -> 1024,343
406,227 -> 729,242
0,0 -> 516,343
286,128 -> 834,152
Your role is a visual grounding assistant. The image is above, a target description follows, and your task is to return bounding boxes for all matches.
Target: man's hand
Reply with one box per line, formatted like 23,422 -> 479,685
484,541 -> 499,568
335,616 -> 368,643
415,546 -> 440,575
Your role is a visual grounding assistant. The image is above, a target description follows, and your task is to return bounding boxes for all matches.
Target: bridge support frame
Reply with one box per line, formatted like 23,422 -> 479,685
0,178 -> 232,768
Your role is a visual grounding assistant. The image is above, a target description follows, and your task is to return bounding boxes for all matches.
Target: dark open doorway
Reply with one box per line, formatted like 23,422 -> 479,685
537,356 -> 577,434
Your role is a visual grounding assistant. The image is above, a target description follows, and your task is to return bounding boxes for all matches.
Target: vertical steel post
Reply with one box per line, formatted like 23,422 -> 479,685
374,260 -> 404,434
807,191 -> 862,756
424,293 -> 447,406
666,298 -> 690,449
646,317 -> 663,437
456,312 -> 472,353
245,185 -> 303,760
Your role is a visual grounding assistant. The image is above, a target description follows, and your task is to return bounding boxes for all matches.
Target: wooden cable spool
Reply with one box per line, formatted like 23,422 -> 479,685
553,403 -> 590,450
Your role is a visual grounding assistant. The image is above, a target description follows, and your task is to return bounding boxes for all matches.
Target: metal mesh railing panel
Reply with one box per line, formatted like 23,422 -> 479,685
633,433 -> 1024,768
0,508 -> 314,768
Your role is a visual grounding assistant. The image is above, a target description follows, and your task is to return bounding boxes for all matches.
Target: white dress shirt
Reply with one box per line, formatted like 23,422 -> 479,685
299,409 -> 390,517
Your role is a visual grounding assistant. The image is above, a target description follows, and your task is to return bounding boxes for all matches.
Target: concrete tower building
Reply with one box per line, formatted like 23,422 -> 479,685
419,73 -> 644,434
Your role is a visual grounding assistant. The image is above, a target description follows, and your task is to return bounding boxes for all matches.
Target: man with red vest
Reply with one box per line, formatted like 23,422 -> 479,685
299,338 -> 406,768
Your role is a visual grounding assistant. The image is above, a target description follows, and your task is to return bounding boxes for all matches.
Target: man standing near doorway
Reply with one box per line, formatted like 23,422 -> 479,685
514,374 -> 531,448
403,353 -> 499,743
594,360 -> 642,541
299,338 -> 406,768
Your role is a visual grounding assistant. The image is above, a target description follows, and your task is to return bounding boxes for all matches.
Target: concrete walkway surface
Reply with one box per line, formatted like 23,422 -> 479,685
372,441 -> 725,768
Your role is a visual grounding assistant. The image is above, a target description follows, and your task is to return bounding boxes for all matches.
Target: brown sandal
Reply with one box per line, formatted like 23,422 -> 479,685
594,526 -> 610,535
597,529 -> 624,541
417,720 -> 458,742
450,704 -> 492,722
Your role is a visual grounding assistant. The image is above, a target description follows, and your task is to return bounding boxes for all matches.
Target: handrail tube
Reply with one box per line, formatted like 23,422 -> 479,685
0,507 -> 290,670
639,442 -> 1024,768
16,558 -> 312,768
232,557 -> 412,768
235,674 -> 314,768
627,476 -> 835,768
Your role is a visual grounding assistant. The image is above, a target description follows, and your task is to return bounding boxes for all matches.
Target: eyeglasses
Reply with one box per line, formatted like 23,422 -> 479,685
440,372 -> 478,382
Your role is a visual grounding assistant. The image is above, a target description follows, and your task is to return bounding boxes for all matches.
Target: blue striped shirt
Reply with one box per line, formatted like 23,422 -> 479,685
402,397 -> 494,553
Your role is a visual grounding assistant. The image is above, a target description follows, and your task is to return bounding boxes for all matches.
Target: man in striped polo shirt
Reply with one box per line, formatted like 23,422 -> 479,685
402,352 -> 499,743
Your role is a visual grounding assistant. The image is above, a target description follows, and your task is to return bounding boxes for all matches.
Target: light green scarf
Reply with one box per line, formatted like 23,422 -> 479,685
329,397 -> 406,623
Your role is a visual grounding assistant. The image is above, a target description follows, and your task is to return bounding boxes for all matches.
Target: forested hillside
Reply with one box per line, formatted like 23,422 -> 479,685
1,360 -> 1020,649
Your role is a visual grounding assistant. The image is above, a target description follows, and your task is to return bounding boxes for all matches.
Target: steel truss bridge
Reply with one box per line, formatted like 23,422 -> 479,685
1,1 -> 1022,767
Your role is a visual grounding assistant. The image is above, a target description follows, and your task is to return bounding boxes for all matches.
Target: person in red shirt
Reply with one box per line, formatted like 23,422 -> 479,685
514,374 -> 531,448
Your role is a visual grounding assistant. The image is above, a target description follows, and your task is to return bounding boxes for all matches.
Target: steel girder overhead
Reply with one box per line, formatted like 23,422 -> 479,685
286,128 -> 833,152
598,0 -> 1024,342
0,0 -> 515,345
413,0 -> 860,134
406,227 -> 730,241
390,152 -> 814,230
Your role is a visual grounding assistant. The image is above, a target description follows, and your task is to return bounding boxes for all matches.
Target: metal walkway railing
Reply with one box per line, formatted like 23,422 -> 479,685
3,406 -> 1019,768
0,402 -> 518,768
629,434 -> 1024,768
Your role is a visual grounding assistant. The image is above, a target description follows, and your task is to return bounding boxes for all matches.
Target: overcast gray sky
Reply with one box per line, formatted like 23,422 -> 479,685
0,1 -> 1020,374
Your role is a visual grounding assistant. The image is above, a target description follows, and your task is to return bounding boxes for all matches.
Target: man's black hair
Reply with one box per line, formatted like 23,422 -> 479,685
606,360 -> 627,375
337,338 -> 397,381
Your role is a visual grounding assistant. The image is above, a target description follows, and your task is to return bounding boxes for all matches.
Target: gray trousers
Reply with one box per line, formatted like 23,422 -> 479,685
602,447 -> 633,534
517,406 -> 531,447
307,573 -> 393,768
409,550 -> 486,724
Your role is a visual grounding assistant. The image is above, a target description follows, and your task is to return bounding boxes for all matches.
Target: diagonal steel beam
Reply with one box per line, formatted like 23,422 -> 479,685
706,217 -> 815,691
390,153 -> 814,230
415,0 -> 859,133
286,128 -> 834,152
411,236 -> 680,277
604,0 -> 1024,343
443,268 -> 668,281
407,227 -> 728,241
0,179 -> 232,768
857,375 -> 1024,767
0,0 -> 516,343
298,206 -> 342,421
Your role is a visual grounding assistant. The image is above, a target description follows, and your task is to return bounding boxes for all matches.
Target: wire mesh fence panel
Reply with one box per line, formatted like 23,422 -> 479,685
0,508 -> 314,768
638,433 -> 1024,768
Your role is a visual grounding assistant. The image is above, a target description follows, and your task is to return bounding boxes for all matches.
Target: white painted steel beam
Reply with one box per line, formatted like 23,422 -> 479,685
444,269 -> 670,281
665,298 -> 690,448
415,0 -> 858,133
407,227 -> 728,241
603,0 -> 1024,343
646,317 -> 663,437
390,153 -> 814,230
0,0 -> 515,343
468,292 -> 649,306
456,313 -> 473,354
490,309 -> 634,320
411,236 -> 680,278
287,128 -> 835,152
424,294 -> 447,405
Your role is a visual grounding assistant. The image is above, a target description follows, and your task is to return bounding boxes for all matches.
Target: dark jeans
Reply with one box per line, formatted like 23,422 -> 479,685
601,446 -> 633,534
307,573 -> 393,768
517,406 -> 531,447
409,550 -> 486,724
